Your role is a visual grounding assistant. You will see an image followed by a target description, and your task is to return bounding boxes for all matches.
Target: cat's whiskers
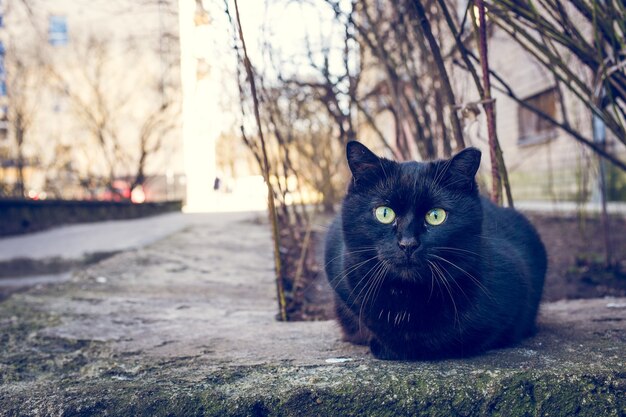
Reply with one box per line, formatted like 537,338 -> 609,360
431,259 -> 471,302
379,160 -> 390,182
426,262 -> 436,303
429,254 -> 494,301
358,261 -> 389,325
322,246 -> 378,270
347,259 -> 385,307
473,234 -> 507,242
299,250 -> 373,298
439,177 -> 470,189
350,260 -> 387,335
361,261 -> 385,310
428,260 -> 460,328
331,260 -> 377,293
429,159 -> 453,198
427,260 -> 445,300
355,261 -> 384,307
432,246 -> 486,259
370,262 -> 390,309
330,255 -> 379,291
431,160 -> 449,190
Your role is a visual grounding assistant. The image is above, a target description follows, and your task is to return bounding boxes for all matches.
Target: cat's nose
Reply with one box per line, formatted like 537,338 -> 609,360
398,237 -> 419,255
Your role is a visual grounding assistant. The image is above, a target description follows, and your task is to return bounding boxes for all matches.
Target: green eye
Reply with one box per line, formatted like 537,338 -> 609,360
425,208 -> 447,226
375,206 -> 396,224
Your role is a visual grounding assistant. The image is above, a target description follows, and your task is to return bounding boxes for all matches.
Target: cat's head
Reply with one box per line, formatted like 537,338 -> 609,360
341,141 -> 483,281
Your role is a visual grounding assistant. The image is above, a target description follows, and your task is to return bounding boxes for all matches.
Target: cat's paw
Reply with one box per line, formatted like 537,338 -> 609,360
369,338 -> 402,360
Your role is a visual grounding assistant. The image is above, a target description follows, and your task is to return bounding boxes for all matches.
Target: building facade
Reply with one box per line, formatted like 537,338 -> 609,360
0,0 -> 185,202
484,24 -> 624,203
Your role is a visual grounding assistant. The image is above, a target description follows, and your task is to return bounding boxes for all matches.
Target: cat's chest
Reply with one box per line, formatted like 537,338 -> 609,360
370,280 -> 452,319
375,283 -> 419,309
368,285 -> 427,333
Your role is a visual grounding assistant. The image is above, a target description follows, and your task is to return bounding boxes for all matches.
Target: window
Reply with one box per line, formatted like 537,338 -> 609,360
48,16 -> 68,46
518,88 -> 558,145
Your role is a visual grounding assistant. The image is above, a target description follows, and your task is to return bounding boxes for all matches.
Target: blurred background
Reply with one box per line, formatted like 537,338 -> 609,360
1,1 -> 625,214
0,0 -> 625,318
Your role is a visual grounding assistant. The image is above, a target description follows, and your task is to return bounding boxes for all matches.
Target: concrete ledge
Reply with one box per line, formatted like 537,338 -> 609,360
1,350 -> 624,416
0,212 -> 624,416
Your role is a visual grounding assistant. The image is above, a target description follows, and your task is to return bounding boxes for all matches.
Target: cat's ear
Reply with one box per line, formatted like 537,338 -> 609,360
346,141 -> 382,181
447,147 -> 481,187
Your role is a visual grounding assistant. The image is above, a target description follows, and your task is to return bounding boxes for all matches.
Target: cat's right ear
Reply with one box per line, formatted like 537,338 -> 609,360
346,141 -> 382,182
446,147 -> 481,189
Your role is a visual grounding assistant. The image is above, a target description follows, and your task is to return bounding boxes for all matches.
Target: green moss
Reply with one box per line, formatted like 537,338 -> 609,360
0,297 -> 102,383
1,364 -> 624,416
3,308 -> 623,417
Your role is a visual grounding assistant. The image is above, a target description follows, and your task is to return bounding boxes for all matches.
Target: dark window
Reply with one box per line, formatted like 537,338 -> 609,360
518,88 -> 558,145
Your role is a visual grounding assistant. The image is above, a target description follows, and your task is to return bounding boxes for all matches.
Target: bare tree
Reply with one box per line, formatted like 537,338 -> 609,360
129,97 -> 181,193
316,0 -> 474,161
6,0 -> 181,200
46,35 -> 179,199
4,40 -> 42,198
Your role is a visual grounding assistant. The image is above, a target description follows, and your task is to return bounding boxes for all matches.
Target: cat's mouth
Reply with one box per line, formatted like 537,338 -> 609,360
395,258 -> 420,267
391,258 -> 427,279
377,251 -> 426,279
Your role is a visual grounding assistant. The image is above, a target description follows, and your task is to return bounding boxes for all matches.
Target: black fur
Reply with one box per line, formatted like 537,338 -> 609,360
325,141 -> 547,360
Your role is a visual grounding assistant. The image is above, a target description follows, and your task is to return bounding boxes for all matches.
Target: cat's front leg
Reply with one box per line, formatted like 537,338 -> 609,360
335,297 -> 372,345
369,337 -> 403,360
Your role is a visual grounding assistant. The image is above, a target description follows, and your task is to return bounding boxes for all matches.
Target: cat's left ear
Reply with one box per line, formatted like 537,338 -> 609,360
346,141 -> 383,182
447,147 -> 481,187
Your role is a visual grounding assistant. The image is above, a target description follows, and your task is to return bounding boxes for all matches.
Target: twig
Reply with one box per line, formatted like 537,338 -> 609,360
410,0 -> 466,150
474,0 -> 502,205
232,0 -> 287,321
293,210 -> 315,302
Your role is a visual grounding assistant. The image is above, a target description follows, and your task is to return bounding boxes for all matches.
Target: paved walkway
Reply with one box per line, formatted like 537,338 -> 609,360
0,210 -> 624,416
0,212 -> 209,262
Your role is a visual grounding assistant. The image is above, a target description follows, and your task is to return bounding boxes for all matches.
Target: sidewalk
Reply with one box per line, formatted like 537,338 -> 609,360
0,211 -> 260,281
0,211 -> 624,416
0,212 -> 201,262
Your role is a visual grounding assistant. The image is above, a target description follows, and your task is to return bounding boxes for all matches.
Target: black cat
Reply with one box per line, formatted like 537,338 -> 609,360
324,141 -> 547,360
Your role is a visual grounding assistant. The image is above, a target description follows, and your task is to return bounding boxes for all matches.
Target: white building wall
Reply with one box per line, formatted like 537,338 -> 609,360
471,26 -> 621,202
1,0 -> 184,200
